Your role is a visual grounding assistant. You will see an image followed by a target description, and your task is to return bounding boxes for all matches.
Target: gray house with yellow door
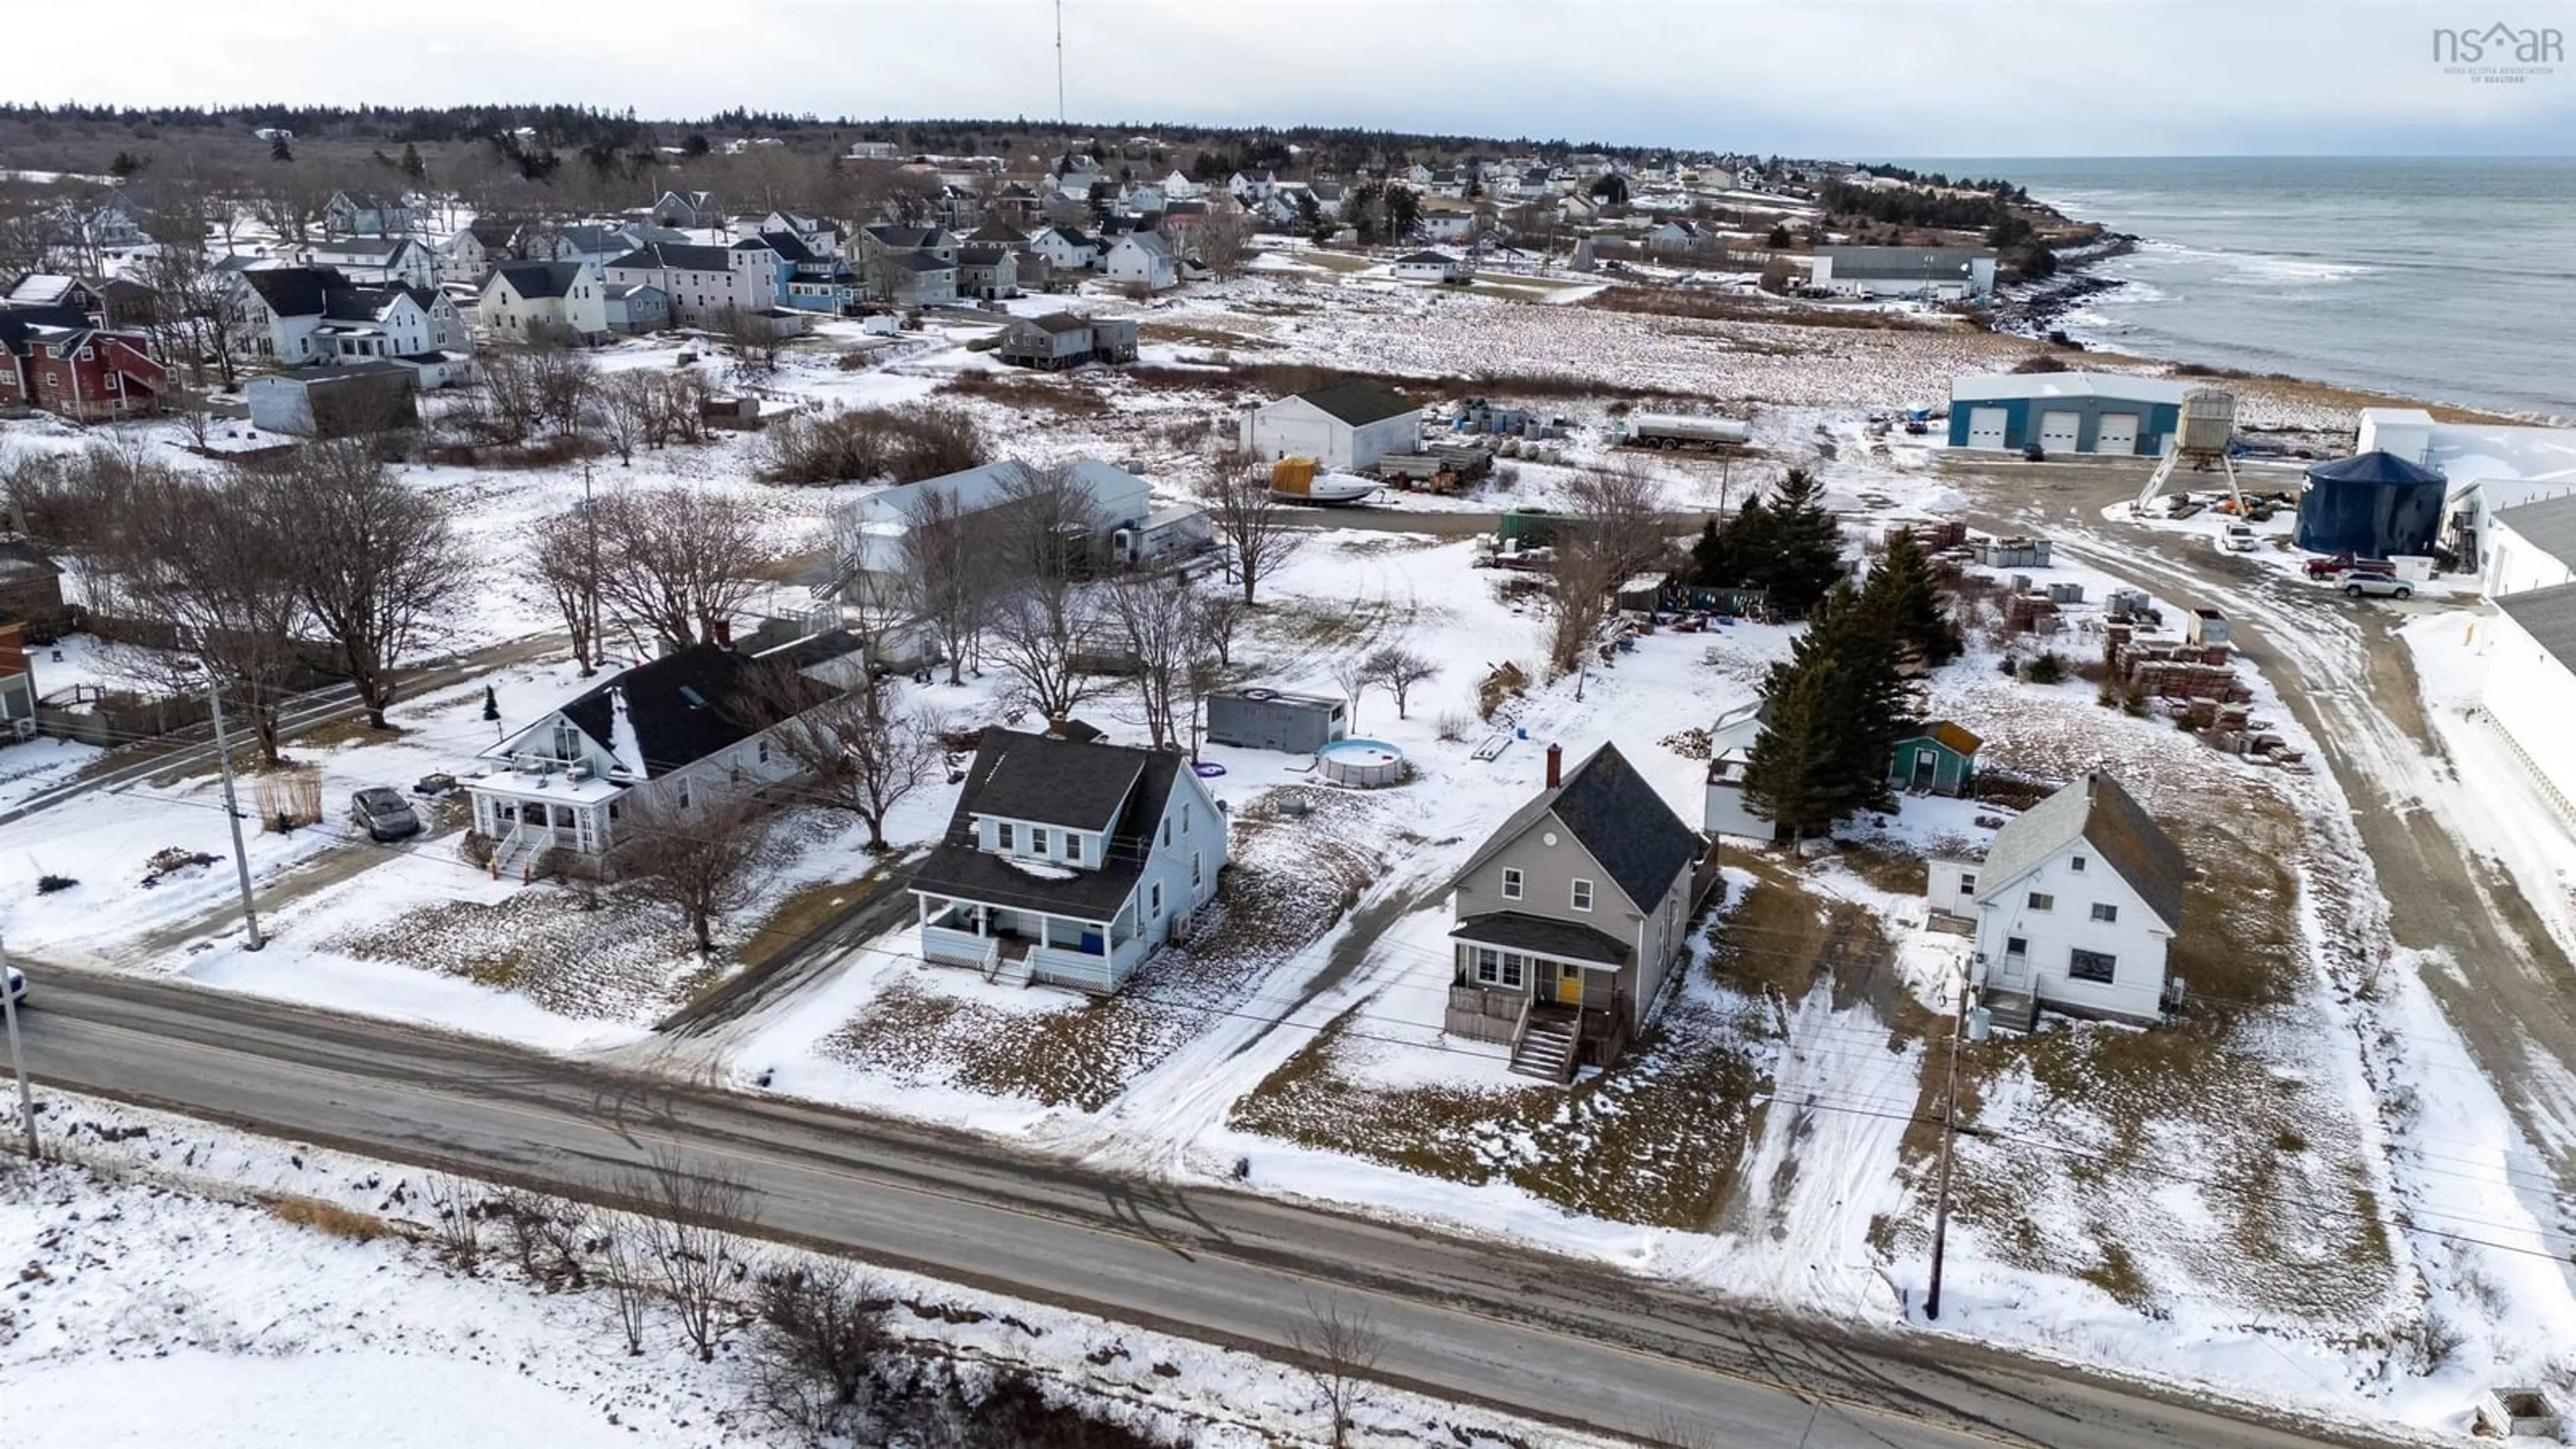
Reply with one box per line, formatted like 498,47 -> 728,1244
1442,742 -> 1710,1082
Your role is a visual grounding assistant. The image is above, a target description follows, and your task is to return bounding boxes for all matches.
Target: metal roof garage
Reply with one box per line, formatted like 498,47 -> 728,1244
1947,372 -> 2190,457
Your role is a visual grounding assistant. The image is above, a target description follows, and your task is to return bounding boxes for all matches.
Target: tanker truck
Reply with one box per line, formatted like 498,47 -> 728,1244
1614,412 -> 1751,449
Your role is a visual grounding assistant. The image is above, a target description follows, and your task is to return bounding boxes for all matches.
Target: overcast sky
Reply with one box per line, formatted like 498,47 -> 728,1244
27,0 -> 2576,157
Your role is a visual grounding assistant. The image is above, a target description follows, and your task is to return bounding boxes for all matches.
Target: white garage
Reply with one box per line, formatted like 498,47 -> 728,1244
1966,408 -> 2008,449
2037,411 -> 2082,453
1239,380 -> 1422,473
2096,413 -> 2141,454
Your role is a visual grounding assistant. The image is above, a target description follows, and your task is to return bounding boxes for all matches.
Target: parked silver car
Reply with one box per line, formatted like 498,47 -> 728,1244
350,787 -> 424,841
2342,570 -> 2414,600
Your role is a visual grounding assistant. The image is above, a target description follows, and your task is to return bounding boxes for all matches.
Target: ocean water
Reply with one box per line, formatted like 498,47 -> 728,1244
1921,157 -> 2576,420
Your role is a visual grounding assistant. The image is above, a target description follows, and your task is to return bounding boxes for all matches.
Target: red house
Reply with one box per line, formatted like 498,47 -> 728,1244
0,315 -> 165,422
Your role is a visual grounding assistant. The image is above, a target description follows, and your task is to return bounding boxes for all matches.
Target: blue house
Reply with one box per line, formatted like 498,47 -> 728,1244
910,728 -> 1226,992
1947,372 -> 2190,457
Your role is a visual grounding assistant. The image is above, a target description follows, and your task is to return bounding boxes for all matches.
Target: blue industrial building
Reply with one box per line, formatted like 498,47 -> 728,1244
1947,373 -> 2191,456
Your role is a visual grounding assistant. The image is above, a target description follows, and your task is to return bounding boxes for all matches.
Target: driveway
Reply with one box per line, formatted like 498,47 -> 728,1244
1946,455 -> 2576,1197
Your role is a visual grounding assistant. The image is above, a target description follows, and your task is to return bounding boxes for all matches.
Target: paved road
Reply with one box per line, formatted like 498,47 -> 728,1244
1951,457 -> 2576,1199
17,969 -> 2408,1449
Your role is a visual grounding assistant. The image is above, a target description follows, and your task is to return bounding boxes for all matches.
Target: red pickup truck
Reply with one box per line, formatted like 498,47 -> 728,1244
2303,551 -> 2392,579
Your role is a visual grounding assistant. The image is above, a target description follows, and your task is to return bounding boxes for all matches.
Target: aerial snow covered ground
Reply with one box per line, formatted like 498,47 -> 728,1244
0,1091 -> 1613,1449
3,247 -> 2565,1439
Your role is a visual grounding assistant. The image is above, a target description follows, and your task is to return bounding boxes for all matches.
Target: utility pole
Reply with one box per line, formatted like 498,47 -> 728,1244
1055,0 -> 1067,126
0,936 -> 37,1159
582,460 -> 601,674
207,676 -> 266,951
1924,971 -> 1968,1320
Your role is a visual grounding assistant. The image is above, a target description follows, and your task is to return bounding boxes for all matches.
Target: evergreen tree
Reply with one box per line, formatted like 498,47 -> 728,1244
1743,585 -> 1914,840
1756,468 -> 1846,619
269,135 -> 294,162
1858,531 -> 1962,667
109,150 -> 146,178
1743,656 -> 1846,842
400,142 -> 427,180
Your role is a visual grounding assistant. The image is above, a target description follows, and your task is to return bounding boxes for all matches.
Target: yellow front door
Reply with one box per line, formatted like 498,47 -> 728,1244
1555,966 -> 1583,1006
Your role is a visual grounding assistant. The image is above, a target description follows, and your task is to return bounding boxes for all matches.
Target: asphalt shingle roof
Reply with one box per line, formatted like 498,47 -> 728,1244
2498,581 -> 2576,674
551,644 -> 825,779
1448,743 -> 1701,914
1974,773 -> 2186,930
1449,910 -> 1631,966
908,731 -> 1182,919
490,261 -> 590,300
2496,495 -> 2576,575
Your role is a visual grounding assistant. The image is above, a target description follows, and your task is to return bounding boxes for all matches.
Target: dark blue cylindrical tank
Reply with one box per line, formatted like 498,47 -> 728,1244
2292,451 -> 2447,557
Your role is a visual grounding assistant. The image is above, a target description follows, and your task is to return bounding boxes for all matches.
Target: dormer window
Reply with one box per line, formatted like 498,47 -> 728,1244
1065,835 -> 1082,864
1030,827 -> 1050,856
997,821 -> 1016,852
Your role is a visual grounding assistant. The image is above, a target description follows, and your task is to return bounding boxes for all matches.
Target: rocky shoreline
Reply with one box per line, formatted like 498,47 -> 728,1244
1992,233 -> 2138,337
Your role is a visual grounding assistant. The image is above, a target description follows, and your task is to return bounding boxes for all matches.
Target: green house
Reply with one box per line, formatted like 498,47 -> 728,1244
1888,720 -> 1980,797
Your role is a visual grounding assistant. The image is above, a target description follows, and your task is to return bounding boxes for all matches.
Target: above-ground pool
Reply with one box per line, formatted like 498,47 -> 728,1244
1317,737 -> 1406,788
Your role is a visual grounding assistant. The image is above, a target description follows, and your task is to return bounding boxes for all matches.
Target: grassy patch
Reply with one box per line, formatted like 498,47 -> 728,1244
330,886 -> 701,1020
1228,991 -> 1768,1230
1578,286 -> 1929,331
1901,789 -> 2398,1324
268,1194 -> 390,1242
936,370 -> 1113,417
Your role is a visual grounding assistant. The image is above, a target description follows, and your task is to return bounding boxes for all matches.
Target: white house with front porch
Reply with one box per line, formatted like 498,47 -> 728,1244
908,727 -> 1224,993
464,640 -> 838,878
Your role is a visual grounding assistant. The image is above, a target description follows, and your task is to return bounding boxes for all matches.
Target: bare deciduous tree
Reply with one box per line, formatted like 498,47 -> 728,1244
89,458 -> 305,764
246,441 -> 465,729
745,1261 -> 896,1438
1546,462 -> 1672,676
1106,574 -> 1212,751
1329,651 -> 1372,732
979,463 -> 1107,721
892,482 -> 991,687
597,1216 -> 653,1356
612,791 -> 773,956
534,508 -> 604,676
1361,644 -> 1437,720
592,370 -> 656,464
623,1148 -> 759,1364
593,488 -> 775,651
745,667 -> 942,852
1186,210 -> 1256,280
1293,1293 -> 1386,1449
1196,451 -> 1305,605
1195,590 -> 1245,669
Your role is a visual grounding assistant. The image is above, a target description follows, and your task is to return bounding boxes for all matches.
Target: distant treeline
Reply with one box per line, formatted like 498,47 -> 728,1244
0,103 -> 1723,173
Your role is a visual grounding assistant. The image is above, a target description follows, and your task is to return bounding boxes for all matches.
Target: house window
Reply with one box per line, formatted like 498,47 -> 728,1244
2091,902 -> 2118,924
2068,948 -> 2117,983
1191,853 -> 1203,887
1472,947 -> 1527,989
1031,827 -> 1051,856
1571,879 -> 1594,912
1065,835 -> 1082,863
1501,867 -> 1523,901
2027,892 -> 2054,912
1183,804 -> 1192,835
1150,881 -> 1163,916
998,821 -> 1016,852
1960,873 -> 1978,894
2005,935 -> 2027,957
2070,855 -> 2088,873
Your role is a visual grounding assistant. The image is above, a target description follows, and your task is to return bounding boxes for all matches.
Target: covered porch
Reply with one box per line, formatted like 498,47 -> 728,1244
466,778 -> 621,880
917,893 -> 1138,994
1442,912 -> 1635,1081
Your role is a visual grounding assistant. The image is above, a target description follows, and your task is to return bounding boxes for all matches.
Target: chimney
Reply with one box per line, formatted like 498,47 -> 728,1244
1046,713 -> 1068,740
710,617 -> 734,649
1545,743 -> 1562,790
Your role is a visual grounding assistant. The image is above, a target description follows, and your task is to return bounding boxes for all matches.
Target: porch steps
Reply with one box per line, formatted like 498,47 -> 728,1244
1509,1017 -> 1578,1081
988,953 -> 1033,989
